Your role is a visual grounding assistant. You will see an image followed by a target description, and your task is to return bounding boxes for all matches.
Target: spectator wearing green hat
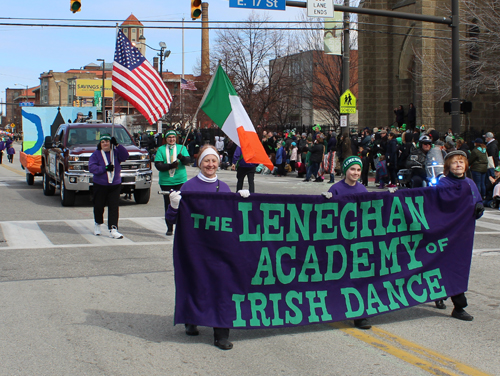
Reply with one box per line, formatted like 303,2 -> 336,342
155,130 -> 191,235
323,155 -> 371,329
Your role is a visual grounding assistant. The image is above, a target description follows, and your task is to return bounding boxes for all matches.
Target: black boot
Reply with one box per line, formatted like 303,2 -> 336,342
213,328 -> 233,350
185,324 -> 199,336
165,219 -> 173,236
435,300 -> 446,309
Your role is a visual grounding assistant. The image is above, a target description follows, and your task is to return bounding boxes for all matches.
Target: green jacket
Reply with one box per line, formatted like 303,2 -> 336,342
469,147 -> 488,173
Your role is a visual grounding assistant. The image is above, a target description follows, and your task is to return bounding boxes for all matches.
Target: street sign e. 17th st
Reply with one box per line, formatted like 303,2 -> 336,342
19,102 -> 34,107
229,0 -> 285,11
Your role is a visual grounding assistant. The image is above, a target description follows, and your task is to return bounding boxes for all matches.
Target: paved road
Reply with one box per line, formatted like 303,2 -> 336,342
0,143 -> 499,375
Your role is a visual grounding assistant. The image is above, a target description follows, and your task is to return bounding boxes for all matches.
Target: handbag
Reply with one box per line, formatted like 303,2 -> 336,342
487,154 -> 495,169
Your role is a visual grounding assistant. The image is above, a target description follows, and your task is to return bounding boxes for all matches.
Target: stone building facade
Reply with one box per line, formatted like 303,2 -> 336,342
358,0 -> 500,136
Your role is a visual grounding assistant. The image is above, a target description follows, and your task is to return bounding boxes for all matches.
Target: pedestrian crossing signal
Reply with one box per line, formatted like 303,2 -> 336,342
191,0 -> 202,20
70,0 -> 81,13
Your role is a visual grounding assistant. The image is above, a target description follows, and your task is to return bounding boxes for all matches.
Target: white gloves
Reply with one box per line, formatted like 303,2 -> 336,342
238,189 -> 251,198
169,191 -> 182,209
321,192 -> 332,199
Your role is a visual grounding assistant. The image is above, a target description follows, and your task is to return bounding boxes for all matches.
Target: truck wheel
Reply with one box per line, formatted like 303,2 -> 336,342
43,172 -> 56,196
134,188 -> 151,204
26,172 -> 34,185
60,177 -> 76,206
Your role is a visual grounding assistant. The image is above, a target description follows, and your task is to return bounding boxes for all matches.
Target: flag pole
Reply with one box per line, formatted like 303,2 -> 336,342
179,63 -> 218,150
111,23 -> 119,137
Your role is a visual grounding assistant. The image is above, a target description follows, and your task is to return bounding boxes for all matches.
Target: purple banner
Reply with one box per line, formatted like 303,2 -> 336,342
173,182 -> 476,329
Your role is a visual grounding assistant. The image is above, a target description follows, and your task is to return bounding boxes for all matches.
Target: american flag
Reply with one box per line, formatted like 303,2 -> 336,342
181,78 -> 197,91
112,29 -> 172,125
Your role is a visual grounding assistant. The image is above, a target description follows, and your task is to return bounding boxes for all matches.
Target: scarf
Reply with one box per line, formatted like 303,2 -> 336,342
101,148 -> 115,184
197,172 -> 218,183
167,144 -> 177,177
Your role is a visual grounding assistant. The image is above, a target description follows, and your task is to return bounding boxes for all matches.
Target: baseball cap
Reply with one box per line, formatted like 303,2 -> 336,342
483,132 -> 494,139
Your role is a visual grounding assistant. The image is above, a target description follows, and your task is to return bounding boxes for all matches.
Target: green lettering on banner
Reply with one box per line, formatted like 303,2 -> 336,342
248,292 -> 271,326
276,246 -> 296,284
423,268 -> 447,299
238,202 -> 261,241
305,290 -> 333,322
269,293 -> 285,326
405,196 -> 429,231
383,278 -> 409,310
191,213 -> 204,228
366,284 -> 389,315
313,203 -> 338,241
232,294 -> 247,327
286,203 -> 312,241
341,287 -> 365,318
221,217 -> 232,232
401,234 -> 424,270
387,197 -> 408,233
379,237 -> 402,276
340,202 -> 357,240
350,242 -> 375,279
360,199 -> 386,237
251,248 -> 276,285
205,216 -> 219,231
407,274 -> 428,303
324,244 -> 347,281
285,291 -> 303,324
261,203 -> 285,241
298,246 -> 323,282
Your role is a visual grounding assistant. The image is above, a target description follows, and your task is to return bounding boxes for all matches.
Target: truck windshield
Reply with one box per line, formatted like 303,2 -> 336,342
67,127 -> 134,147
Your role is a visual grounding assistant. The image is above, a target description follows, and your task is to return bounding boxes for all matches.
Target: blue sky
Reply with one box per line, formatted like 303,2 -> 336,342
0,0 -> 307,100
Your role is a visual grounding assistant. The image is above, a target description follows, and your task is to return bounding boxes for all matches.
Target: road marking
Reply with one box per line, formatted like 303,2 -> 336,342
0,163 -> 25,176
0,217 -> 173,250
330,322 -> 491,376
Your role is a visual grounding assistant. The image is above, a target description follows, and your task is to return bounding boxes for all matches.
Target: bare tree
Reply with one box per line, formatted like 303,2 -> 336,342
413,2 -> 500,101
211,13 -> 295,127
295,14 -> 359,128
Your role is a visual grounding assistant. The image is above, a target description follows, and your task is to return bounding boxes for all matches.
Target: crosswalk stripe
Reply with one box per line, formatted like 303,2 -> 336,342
1,221 -> 54,248
0,217 -> 172,250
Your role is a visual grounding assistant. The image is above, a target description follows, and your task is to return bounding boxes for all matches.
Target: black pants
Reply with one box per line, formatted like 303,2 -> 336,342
236,167 -> 256,193
388,165 -> 397,185
213,327 -> 230,340
93,183 -> 121,229
451,293 -> 468,311
361,157 -> 369,186
160,183 -> 184,231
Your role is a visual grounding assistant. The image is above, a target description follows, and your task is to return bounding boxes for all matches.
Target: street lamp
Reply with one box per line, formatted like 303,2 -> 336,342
97,58 -> 106,121
133,40 -> 171,78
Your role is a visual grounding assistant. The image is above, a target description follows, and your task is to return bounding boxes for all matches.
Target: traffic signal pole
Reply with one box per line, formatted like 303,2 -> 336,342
286,0 -> 460,135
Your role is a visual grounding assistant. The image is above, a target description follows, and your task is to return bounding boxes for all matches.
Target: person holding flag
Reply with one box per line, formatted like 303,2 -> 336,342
154,130 -> 191,236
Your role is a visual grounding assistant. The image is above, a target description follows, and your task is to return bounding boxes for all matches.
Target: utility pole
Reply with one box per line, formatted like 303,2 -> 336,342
342,0 -> 350,139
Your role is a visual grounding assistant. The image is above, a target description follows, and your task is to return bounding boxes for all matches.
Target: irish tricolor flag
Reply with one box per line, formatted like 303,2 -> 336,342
200,64 -> 273,170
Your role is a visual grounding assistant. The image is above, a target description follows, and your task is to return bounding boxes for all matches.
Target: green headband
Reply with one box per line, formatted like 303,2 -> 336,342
342,156 -> 362,175
100,134 -> 111,142
165,130 -> 177,137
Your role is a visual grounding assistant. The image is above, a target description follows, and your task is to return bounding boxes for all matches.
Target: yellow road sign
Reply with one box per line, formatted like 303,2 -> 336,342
340,89 -> 356,114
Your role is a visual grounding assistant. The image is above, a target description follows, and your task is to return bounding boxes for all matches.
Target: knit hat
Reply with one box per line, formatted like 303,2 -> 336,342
495,166 -> 500,172
165,130 -> 177,137
99,133 -> 111,142
342,156 -> 362,175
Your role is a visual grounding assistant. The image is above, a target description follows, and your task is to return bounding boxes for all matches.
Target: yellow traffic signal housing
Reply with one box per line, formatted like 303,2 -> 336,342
191,0 -> 202,20
70,0 -> 81,13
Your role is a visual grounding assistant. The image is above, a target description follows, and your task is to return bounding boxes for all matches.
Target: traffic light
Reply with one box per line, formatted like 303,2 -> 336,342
461,101 -> 472,113
444,101 -> 451,113
73,99 -> 80,107
70,0 -> 81,13
191,0 -> 202,20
